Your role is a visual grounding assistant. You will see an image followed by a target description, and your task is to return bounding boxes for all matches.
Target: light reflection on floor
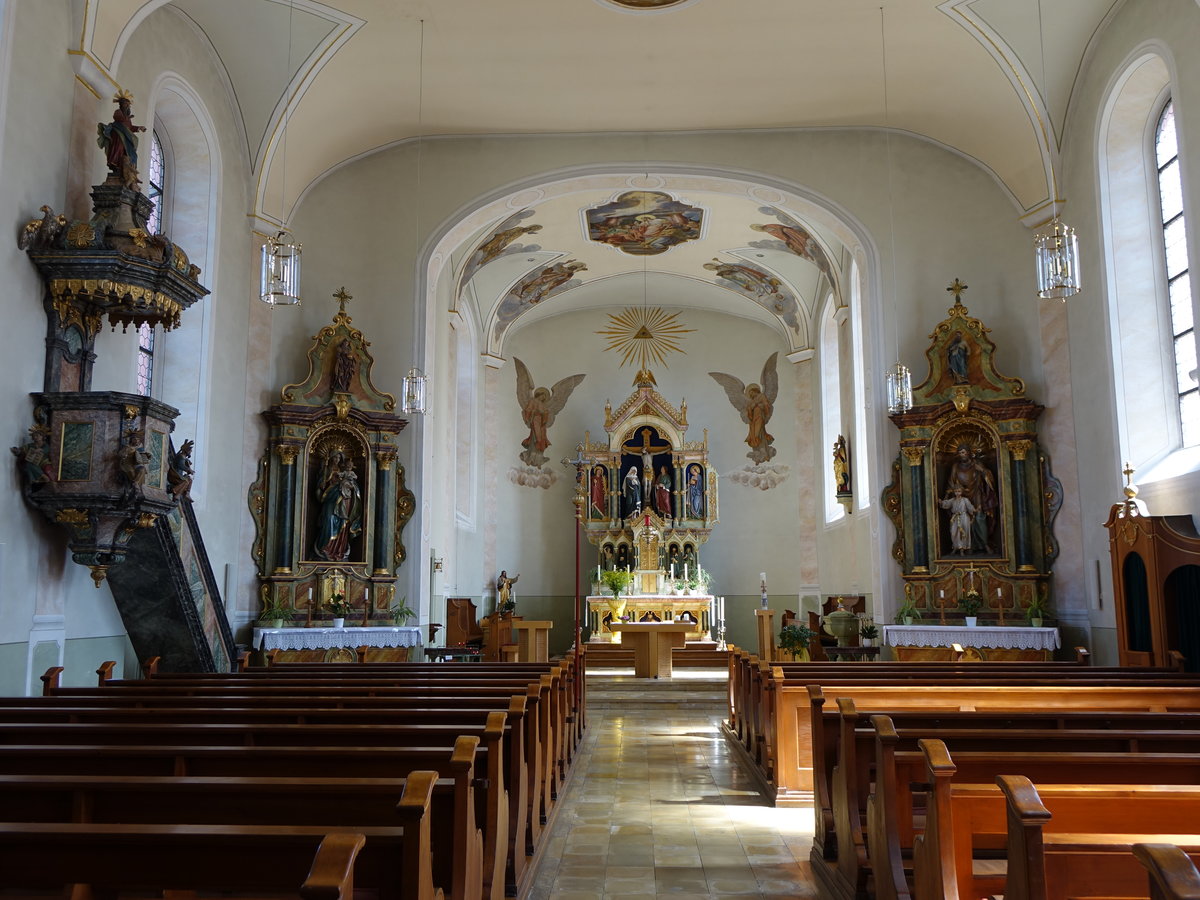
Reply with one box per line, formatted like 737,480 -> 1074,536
530,695 -> 817,899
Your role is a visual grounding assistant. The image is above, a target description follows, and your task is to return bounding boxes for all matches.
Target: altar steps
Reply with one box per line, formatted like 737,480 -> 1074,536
583,642 -> 729,669
586,668 -> 728,709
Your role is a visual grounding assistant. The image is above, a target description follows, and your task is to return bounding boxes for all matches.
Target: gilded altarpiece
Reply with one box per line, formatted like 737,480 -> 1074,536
578,371 -> 718,640
248,294 -> 416,626
882,285 -> 1063,626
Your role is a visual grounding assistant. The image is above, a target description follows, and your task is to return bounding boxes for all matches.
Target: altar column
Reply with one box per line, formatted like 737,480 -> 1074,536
1009,439 -> 1035,572
902,446 -> 930,572
673,460 -> 683,526
272,444 -> 298,574
374,449 -> 396,575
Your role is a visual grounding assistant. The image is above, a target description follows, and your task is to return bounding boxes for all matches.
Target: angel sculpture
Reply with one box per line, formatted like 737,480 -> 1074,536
514,357 -> 585,468
709,352 -> 780,464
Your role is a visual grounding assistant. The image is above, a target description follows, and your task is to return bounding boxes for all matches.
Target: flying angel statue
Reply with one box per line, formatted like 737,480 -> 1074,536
514,357 -> 585,468
709,352 -> 780,464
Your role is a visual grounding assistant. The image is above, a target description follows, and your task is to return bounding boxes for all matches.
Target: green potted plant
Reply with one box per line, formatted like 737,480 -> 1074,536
388,596 -> 416,626
258,598 -> 294,629
693,567 -> 711,595
895,595 -> 922,625
960,590 -> 984,626
600,568 -> 634,604
1025,594 -> 1049,628
324,591 -> 353,627
778,622 -> 816,661
859,623 -> 880,647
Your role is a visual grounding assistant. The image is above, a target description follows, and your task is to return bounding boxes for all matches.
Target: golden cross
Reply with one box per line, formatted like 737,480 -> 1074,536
947,278 -> 969,299
1123,461 -> 1135,488
333,286 -> 353,314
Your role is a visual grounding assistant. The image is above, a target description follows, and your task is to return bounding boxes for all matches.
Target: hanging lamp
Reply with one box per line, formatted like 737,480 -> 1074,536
401,20 -> 428,415
1032,0 -> 1081,300
260,0 -> 301,306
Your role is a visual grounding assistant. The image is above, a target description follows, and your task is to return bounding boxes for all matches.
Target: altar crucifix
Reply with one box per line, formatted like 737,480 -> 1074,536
628,426 -> 673,519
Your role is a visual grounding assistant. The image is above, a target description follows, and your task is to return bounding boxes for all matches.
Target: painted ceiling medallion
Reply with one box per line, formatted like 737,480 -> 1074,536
602,0 -> 691,8
586,190 -> 702,256
596,306 -> 694,370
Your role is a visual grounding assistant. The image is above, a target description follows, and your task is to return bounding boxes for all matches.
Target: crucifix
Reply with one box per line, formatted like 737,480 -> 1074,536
333,286 -> 353,314
630,426 -> 672,503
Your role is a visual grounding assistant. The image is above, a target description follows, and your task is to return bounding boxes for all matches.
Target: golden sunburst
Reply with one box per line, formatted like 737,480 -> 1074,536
596,306 -> 694,370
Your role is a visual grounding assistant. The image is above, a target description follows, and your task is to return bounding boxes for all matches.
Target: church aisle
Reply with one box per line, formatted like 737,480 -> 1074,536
530,678 -> 817,899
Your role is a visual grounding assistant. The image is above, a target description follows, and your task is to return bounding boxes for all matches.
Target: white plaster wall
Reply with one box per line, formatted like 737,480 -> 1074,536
1058,0 -> 1200,647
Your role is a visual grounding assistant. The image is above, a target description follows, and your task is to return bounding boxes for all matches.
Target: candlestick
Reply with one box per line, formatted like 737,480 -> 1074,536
596,564 -> 601,581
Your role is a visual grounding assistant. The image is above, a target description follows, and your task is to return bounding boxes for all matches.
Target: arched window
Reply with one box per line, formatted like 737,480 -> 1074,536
1155,100 -> 1196,446
136,129 -> 167,397
820,295 -> 845,523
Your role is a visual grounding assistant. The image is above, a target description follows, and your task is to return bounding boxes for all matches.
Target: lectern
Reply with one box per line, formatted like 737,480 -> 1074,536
609,621 -> 692,677
513,619 -> 554,662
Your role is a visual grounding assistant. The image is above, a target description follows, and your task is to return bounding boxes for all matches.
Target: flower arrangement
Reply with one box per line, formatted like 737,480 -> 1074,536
1025,593 -> 1049,624
600,568 -> 634,602
258,597 -> 293,625
498,597 -> 516,615
959,590 -> 984,617
859,623 -> 880,642
324,592 -> 353,617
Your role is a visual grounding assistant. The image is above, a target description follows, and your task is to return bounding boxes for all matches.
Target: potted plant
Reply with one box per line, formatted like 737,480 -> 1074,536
778,622 -> 816,661
694,567 -> 711,595
324,591 -> 353,628
1025,594 -> 1049,628
258,598 -> 293,630
600,568 -> 634,604
859,623 -> 880,647
960,590 -> 984,626
895,595 -> 922,625
388,596 -> 416,626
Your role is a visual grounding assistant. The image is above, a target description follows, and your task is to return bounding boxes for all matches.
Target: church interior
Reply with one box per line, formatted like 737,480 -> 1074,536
2,0 -> 1200,896
4,0 -> 1198,682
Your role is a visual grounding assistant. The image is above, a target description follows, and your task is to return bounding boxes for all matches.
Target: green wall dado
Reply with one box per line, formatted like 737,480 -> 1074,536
0,635 -> 137,697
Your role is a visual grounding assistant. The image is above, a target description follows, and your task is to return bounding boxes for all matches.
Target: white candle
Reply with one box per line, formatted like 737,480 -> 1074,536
308,588 -> 313,602
670,564 -> 675,579
364,587 -> 369,603
684,564 -> 688,580
996,588 -> 1002,598
625,564 -> 629,573
939,590 -> 944,599
596,564 -> 601,580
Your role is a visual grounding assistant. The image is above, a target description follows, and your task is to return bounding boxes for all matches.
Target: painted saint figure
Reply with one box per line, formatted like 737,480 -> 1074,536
11,425 -> 53,487
314,452 -> 363,562
947,331 -> 969,384
654,466 -> 672,517
623,466 -> 641,517
687,465 -> 704,518
945,443 -> 998,553
938,484 -> 976,554
590,465 -> 607,517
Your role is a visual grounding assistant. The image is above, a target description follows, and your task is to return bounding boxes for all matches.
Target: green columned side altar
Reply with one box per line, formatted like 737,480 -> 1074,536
248,290 -> 415,626
881,281 -> 1063,626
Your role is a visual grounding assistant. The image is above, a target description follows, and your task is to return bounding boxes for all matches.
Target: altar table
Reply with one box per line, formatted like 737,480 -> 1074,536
882,624 -> 1060,661
586,594 -> 713,643
513,619 -> 553,662
252,626 -> 422,663
608,622 -> 694,678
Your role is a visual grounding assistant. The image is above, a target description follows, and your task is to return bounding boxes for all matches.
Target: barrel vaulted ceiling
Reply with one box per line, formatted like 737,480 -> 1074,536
78,0 -> 1123,349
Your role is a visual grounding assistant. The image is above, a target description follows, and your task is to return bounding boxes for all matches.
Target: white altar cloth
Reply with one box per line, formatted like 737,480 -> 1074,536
253,626 -> 422,652
883,624 -> 1060,652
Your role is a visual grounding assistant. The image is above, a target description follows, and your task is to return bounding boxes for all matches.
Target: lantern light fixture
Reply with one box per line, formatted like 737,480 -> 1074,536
402,367 -> 427,415
260,0 -> 301,306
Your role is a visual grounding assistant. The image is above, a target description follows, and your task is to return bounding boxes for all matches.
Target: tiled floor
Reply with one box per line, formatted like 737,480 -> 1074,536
529,674 -> 818,899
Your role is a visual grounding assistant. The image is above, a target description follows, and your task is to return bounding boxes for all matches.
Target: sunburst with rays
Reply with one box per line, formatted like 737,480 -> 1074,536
596,306 -> 694,370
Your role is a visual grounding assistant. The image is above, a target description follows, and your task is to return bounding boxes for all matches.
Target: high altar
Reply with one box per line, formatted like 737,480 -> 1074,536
577,370 -> 717,643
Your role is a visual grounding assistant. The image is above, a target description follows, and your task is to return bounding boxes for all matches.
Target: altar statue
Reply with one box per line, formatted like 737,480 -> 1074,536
654,466 -> 672,516
623,466 -> 641,516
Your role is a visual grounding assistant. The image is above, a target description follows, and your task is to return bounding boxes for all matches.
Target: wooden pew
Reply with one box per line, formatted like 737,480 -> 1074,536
821,709 -> 1200,900
770,679 -> 1200,802
0,770 -> 444,900
811,695 -> 1200,863
0,738 -> 481,900
994,776 -> 1200,900
886,741 -> 1200,900
0,726 -> 495,900
46,666 -> 559,846
1134,843 -> 1200,900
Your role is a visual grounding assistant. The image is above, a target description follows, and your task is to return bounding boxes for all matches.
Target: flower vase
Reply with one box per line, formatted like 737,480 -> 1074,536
965,616 -> 977,627
861,637 -> 873,648
1030,617 -> 1043,628
332,617 -> 345,629
903,616 -> 913,626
